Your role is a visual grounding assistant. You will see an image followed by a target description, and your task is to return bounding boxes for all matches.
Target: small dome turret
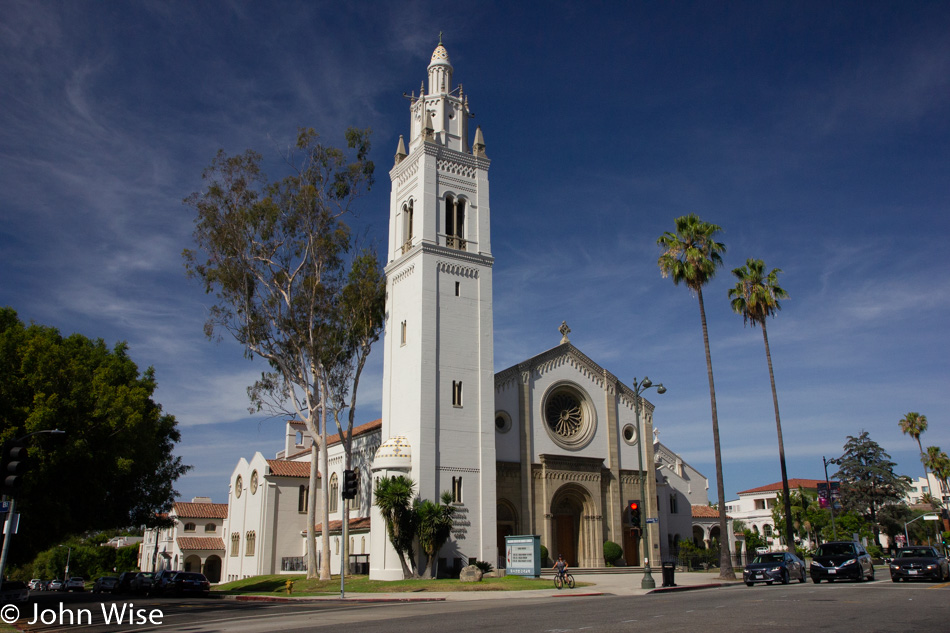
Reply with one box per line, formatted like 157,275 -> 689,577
372,435 -> 412,471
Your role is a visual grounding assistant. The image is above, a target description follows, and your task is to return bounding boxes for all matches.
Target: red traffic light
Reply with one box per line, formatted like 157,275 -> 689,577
629,501 -> 639,511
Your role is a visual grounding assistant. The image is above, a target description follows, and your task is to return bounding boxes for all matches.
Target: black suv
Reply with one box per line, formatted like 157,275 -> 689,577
810,541 -> 874,583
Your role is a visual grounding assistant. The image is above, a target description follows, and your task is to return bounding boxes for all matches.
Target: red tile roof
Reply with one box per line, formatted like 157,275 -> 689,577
737,478 -> 826,495
177,537 -> 225,551
266,460 -> 313,478
173,502 -> 228,519
313,517 -> 372,535
692,505 -> 721,518
286,419 -> 382,460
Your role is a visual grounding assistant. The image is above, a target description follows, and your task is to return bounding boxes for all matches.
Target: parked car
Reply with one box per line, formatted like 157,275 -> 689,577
810,541 -> 875,583
129,572 -> 154,595
64,577 -> 85,592
116,571 -> 138,593
743,551 -> 807,586
28,579 -> 43,591
150,570 -> 181,595
93,576 -> 120,593
889,546 -> 949,582
163,572 -> 211,597
0,581 -> 29,604
47,579 -> 65,591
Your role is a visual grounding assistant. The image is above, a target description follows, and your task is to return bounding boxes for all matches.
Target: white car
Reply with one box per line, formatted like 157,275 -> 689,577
64,577 -> 85,592
28,579 -> 43,591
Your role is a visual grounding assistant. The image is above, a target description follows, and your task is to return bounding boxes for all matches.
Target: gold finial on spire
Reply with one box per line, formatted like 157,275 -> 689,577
439,31 -> 443,46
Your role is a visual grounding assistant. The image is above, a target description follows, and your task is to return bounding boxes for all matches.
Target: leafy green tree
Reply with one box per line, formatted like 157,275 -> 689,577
0,308 -> 189,564
373,475 -> 418,579
730,258 -> 794,551
820,510 -> 872,543
834,431 -> 911,548
183,127 -> 379,580
416,491 -> 457,579
878,503 -> 913,548
771,486 -> 822,547
899,412 -> 929,484
657,214 -> 734,579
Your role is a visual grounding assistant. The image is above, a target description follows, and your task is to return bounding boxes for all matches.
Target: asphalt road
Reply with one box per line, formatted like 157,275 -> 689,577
11,579 -> 950,633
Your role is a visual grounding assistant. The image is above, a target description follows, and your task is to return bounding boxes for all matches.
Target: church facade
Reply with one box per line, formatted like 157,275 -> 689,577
146,40 -> 723,582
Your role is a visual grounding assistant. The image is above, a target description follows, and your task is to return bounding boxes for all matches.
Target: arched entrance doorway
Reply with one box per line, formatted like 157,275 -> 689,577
184,554 -> 201,573
622,527 -> 641,566
550,484 -> 595,567
203,555 -> 222,583
496,500 -> 518,569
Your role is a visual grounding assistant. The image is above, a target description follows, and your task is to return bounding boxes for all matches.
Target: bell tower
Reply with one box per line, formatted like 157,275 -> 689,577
371,38 -> 497,580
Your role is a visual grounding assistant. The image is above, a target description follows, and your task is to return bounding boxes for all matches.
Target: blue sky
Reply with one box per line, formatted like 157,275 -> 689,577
2,1 -> 948,507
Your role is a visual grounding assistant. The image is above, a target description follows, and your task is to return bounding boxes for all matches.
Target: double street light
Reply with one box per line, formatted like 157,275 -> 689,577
632,376 -> 665,590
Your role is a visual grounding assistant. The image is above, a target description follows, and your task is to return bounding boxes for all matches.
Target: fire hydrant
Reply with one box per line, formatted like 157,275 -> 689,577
285,579 -> 294,595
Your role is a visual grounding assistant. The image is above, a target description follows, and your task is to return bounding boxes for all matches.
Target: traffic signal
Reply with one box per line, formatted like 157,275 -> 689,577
342,469 -> 358,500
1,439 -> 29,496
628,500 -> 641,527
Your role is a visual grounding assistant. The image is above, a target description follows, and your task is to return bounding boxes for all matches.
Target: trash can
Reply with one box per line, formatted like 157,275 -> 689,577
662,561 -> 676,587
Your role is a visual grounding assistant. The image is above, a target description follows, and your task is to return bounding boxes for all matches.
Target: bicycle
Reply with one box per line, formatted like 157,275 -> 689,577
554,571 -> 575,589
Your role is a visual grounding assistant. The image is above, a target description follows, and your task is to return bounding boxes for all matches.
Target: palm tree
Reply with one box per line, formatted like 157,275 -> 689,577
416,491 -> 458,579
924,446 -> 950,504
899,412 -> 929,485
657,213 -> 734,579
729,258 -> 794,551
373,475 -> 418,578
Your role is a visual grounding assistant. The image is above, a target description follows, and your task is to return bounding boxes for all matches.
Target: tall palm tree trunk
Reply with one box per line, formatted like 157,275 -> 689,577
917,437 -> 930,490
697,289 -> 735,579
762,319 -> 794,551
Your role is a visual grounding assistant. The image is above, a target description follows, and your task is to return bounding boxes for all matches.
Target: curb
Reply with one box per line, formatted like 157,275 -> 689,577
231,594 -> 447,603
551,592 -> 607,598
649,582 -> 739,594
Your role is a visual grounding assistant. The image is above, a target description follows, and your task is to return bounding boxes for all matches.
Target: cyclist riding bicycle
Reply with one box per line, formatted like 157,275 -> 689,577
553,554 -> 568,581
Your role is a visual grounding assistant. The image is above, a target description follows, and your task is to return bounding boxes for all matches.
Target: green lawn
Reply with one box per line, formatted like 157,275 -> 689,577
214,574 -> 565,595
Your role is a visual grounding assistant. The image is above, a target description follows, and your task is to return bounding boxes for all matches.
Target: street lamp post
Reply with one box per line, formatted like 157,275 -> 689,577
632,376 -> 666,590
822,457 -> 840,541
904,513 -> 940,546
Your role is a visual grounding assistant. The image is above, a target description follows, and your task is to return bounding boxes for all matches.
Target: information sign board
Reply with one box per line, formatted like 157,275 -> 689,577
505,534 -> 541,577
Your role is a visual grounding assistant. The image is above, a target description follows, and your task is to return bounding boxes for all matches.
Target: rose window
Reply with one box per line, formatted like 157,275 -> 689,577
545,391 -> 584,438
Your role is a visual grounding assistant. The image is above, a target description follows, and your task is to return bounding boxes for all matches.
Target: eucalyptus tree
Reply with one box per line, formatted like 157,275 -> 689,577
184,127 -> 377,580
729,258 -> 793,551
834,431 -> 911,548
373,475 -> 418,578
899,412 -> 930,484
657,214 -> 734,579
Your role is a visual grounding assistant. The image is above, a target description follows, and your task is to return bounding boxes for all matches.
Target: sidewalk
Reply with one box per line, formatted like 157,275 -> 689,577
228,570 -> 743,604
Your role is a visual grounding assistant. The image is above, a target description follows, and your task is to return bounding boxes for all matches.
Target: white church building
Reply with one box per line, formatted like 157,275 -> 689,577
148,40 -> 727,581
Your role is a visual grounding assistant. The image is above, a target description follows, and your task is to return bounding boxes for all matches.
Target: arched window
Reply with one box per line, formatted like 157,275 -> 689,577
183,522 -> 196,532
230,533 -> 239,557
402,200 -> 414,253
205,523 -> 216,533
298,485 -> 309,513
329,473 -> 339,513
444,195 -> 466,250
763,524 -> 773,538
245,531 -> 256,556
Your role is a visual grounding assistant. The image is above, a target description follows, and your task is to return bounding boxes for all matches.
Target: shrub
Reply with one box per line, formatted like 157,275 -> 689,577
866,544 -> 883,559
474,560 -> 494,575
603,540 -> 622,565
540,544 -> 548,564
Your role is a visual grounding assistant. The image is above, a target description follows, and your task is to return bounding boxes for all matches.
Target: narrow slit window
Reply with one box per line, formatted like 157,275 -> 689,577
452,380 -> 463,407
455,281 -> 460,296
401,320 -> 407,346
452,476 -> 463,503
